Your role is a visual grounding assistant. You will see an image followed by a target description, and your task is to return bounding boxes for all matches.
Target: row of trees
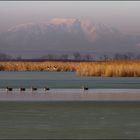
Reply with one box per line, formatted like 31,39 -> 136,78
39,52 -> 140,61
0,52 -> 23,60
100,52 -> 140,61
40,52 -> 93,61
0,52 -> 140,61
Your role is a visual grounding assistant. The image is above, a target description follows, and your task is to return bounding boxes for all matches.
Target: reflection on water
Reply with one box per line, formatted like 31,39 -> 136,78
0,72 -> 140,89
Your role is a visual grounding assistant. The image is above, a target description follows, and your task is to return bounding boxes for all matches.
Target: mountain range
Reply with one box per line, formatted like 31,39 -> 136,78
0,18 -> 140,58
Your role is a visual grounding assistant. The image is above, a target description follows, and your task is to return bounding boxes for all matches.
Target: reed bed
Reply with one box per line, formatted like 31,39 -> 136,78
0,60 -> 140,77
0,61 -> 78,72
76,60 -> 140,77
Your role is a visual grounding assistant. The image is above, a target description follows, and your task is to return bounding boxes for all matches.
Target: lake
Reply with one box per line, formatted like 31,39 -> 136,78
0,101 -> 140,139
0,72 -> 140,139
0,71 -> 140,89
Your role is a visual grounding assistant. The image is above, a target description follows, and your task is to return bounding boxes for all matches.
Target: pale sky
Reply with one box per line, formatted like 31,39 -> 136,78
0,1 -> 140,35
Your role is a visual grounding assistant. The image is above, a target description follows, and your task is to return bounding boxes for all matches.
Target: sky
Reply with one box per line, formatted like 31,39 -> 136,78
0,1 -> 140,35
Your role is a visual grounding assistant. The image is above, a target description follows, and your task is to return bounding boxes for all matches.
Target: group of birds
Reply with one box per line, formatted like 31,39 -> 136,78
6,87 -> 50,92
6,86 -> 88,92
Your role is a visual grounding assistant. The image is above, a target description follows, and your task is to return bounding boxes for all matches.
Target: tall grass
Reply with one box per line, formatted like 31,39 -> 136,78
0,61 -> 78,72
76,60 -> 140,77
0,60 -> 140,77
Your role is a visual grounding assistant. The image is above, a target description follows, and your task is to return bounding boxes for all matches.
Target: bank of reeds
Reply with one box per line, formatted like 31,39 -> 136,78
0,61 -> 78,72
76,60 -> 140,77
0,60 -> 140,77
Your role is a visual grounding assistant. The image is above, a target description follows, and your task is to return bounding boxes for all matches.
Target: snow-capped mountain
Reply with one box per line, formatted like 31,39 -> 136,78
0,18 -> 140,58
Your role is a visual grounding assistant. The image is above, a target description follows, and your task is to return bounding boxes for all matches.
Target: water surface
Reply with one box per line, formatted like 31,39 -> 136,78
0,72 -> 140,138
0,101 -> 140,139
0,72 -> 140,89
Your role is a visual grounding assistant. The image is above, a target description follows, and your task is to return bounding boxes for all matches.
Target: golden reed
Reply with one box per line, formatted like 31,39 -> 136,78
0,60 -> 140,77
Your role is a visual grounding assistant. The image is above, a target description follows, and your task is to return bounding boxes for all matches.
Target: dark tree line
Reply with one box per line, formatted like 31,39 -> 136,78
0,52 -> 23,61
1,51 -> 140,61
40,52 -> 140,61
40,52 -> 93,61
0,52 -> 12,60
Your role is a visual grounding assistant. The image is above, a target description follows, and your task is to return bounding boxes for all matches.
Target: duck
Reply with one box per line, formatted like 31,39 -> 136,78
6,87 -> 13,92
82,85 -> 89,91
44,87 -> 50,91
31,87 -> 37,91
20,88 -> 26,91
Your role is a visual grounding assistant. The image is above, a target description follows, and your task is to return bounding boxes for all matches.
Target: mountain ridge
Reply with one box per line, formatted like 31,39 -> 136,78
0,18 -> 140,58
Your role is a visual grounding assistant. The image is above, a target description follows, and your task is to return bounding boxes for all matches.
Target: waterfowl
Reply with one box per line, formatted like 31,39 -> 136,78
44,87 -> 50,91
6,87 -> 13,91
31,87 -> 37,91
82,86 -> 89,91
20,88 -> 26,91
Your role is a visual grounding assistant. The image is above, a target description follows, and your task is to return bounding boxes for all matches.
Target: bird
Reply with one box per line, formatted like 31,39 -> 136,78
31,87 -> 37,91
82,85 -> 89,91
44,87 -> 50,91
84,87 -> 88,90
6,87 -> 13,92
20,88 -> 26,91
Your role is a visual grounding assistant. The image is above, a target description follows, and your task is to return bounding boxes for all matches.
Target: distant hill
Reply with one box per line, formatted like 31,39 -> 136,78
0,18 -> 140,58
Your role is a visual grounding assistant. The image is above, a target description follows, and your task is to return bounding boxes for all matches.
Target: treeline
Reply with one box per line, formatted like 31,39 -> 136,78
39,52 -> 93,61
0,52 -> 22,61
1,52 -> 140,61
40,52 -> 140,61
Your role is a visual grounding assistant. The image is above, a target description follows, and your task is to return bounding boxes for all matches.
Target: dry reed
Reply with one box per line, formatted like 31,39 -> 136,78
0,60 -> 140,77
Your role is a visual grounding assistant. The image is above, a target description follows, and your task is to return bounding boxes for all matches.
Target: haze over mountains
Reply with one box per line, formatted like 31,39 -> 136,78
0,18 -> 140,58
